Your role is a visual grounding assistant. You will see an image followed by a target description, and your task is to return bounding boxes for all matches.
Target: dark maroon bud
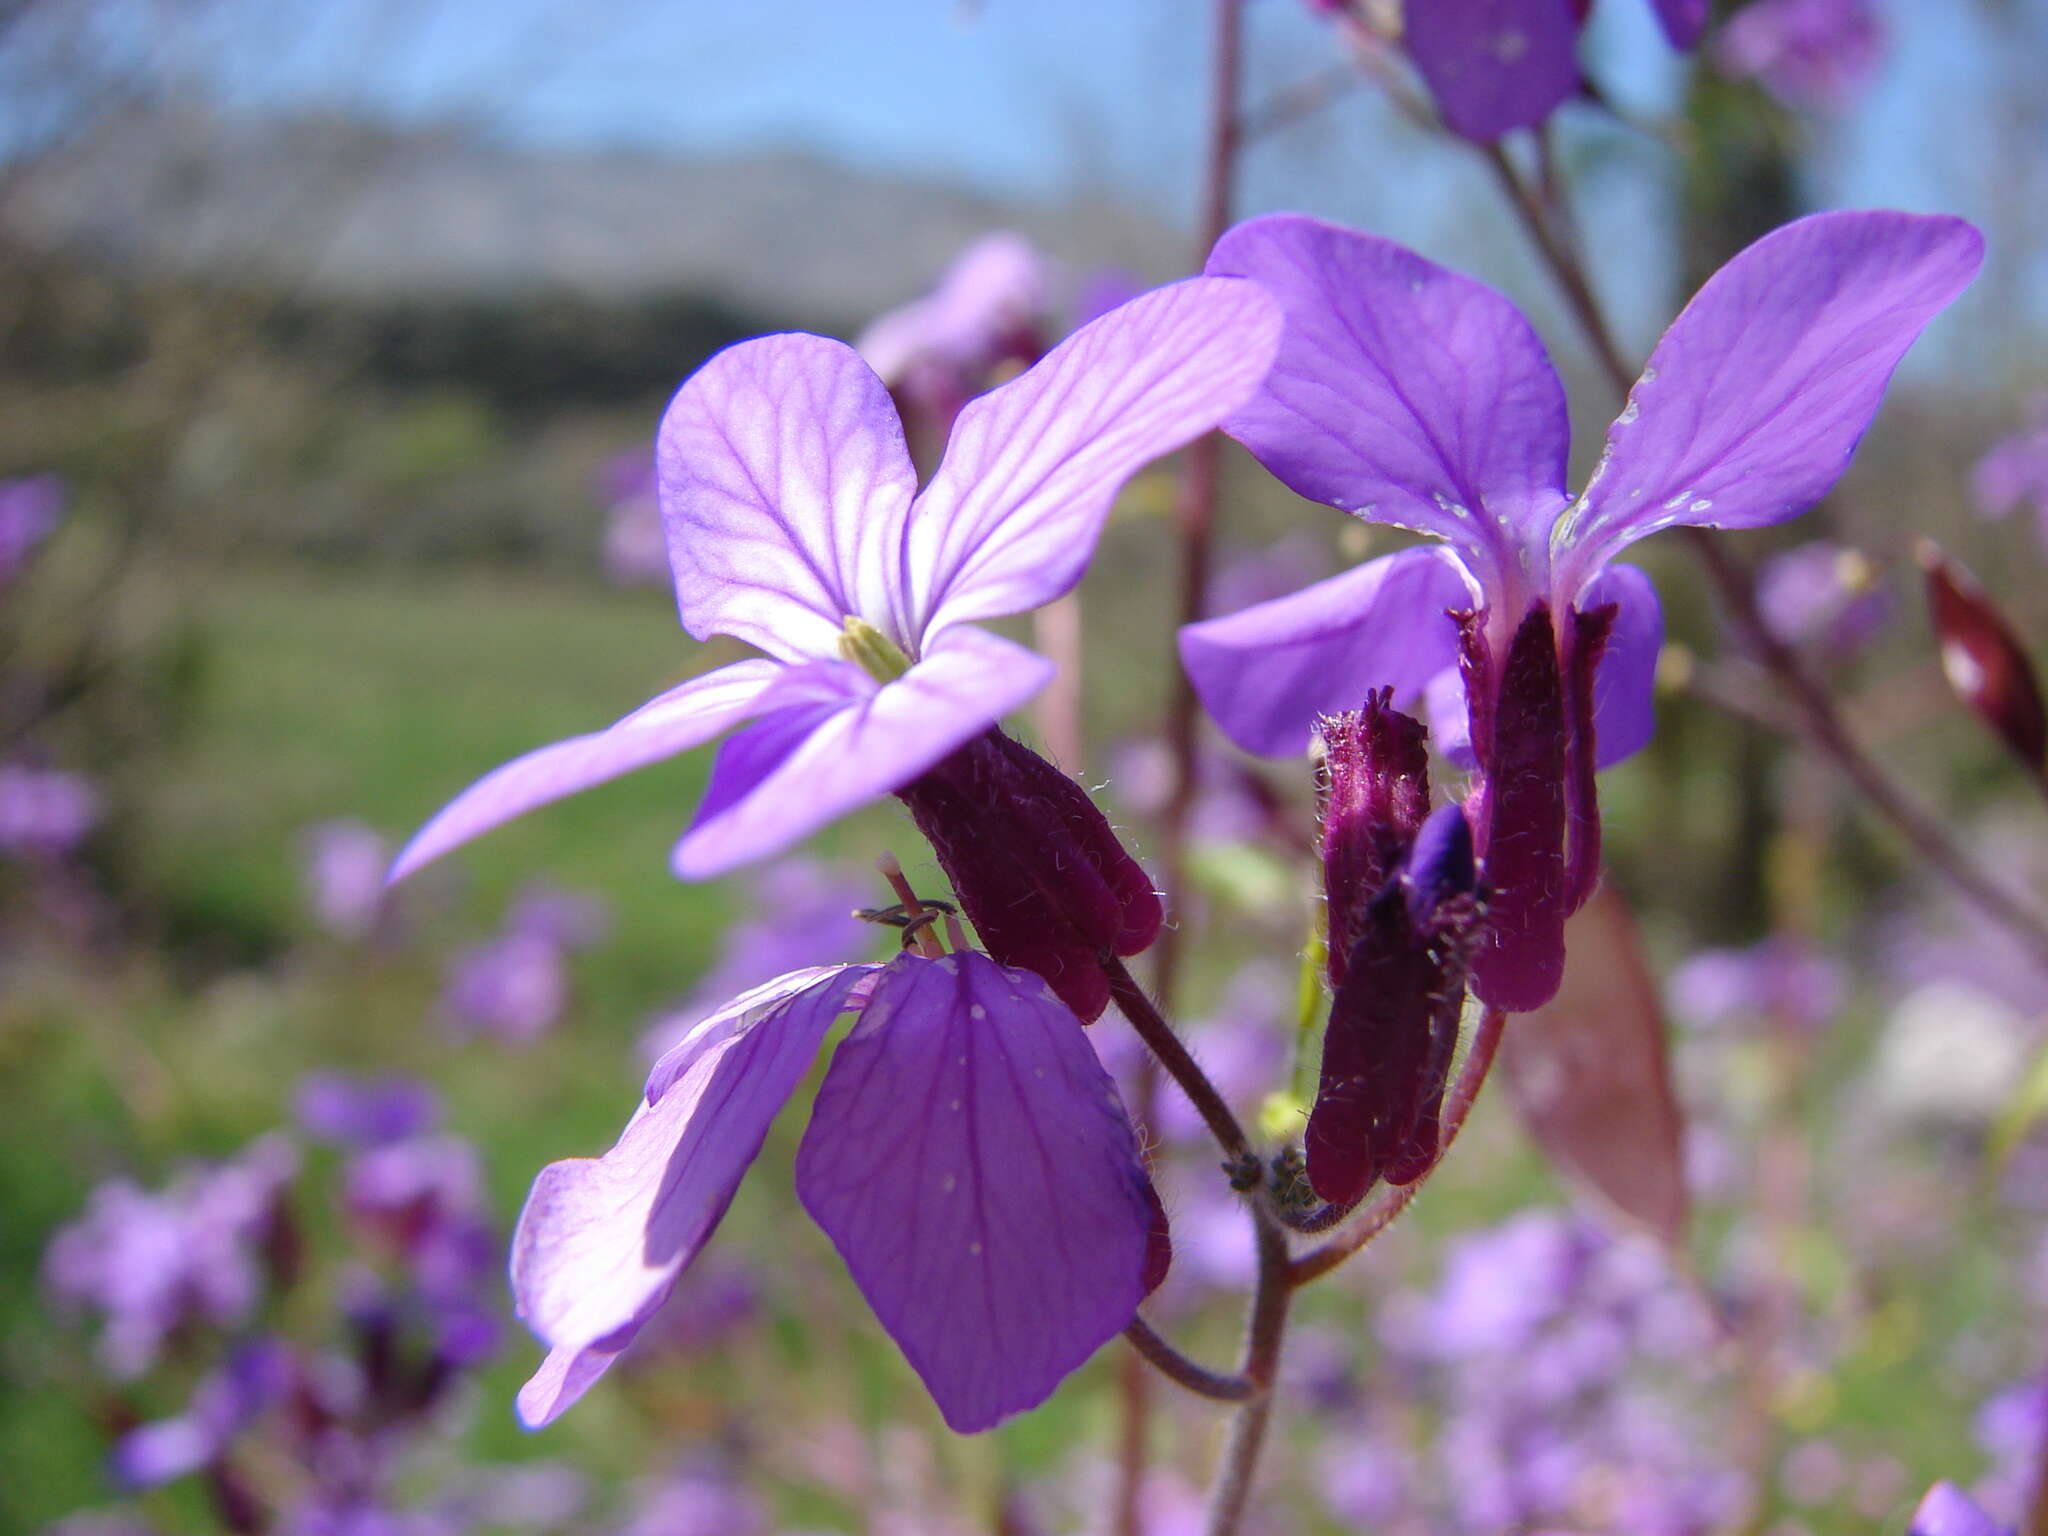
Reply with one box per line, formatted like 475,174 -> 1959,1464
1469,602 -> 1568,1014
1920,541 -> 2048,777
897,727 -> 1161,1021
1561,601 -> 1617,914
1317,690 -> 1431,986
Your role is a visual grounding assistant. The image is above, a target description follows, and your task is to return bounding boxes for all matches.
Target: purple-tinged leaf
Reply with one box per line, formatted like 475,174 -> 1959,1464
1920,541 -> 2048,776
796,952 -> 1162,1432
1499,884 -> 1688,1250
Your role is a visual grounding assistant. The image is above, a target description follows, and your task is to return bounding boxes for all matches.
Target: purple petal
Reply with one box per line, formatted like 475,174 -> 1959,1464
1180,546 -> 1471,758
795,952 -> 1163,1432
1910,1483 -> 2013,1536
905,276 -> 1282,637
659,334 -> 919,658
1558,211 -> 1983,592
510,966 -> 868,1427
1582,564 -> 1663,769
673,626 -> 1053,878
1405,0 -> 1583,142
1205,214 -> 1571,600
391,659 -> 782,882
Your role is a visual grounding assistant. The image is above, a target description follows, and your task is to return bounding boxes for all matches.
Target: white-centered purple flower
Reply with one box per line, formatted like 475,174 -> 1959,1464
511,950 -> 1166,1434
391,279 -> 1281,889
1182,210 -> 1980,1009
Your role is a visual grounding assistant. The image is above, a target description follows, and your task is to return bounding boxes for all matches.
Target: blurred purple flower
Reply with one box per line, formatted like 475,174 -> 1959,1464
0,765 -> 100,858
441,930 -> 568,1044
641,858 -> 872,1061
342,1134 -> 496,1302
504,883 -> 610,950
597,447 -> 668,589
296,1073 -> 442,1150
44,1136 -> 298,1379
1716,0 -> 1885,112
1666,936 -> 1845,1032
110,1337 -> 295,1489
300,821 -> 393,942
1973,398 -> 2048,553
511,951 -> 1166,1434
856,233 -> 1051,436
1185,210 -> 1979,1011
391,280 -> 1280,888
0,473 -> 62,588
1392,0 -> 1706,142
1755,540 -> 1891,657
614,1458 -> 768,1536
1914,1482 -> 2017,1536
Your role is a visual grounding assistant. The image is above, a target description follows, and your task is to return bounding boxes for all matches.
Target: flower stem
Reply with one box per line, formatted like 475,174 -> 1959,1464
1287,1006 -> 1508,1287
1203,1211 -> 1292,1536
1483,144 -> 2048,981
1123,1317 -> 1255,1402
1102,955 -> 1250,1162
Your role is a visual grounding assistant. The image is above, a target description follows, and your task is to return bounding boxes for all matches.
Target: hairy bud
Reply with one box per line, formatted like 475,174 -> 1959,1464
896,729 -> 1161,1021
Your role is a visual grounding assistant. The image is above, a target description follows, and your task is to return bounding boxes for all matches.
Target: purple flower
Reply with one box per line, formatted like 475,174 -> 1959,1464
597,447 -> 668,588
392,280 -> 1280,889
0,473 -> 62,587
510,951 -> 1166,1433
1973,397 -> 2048,553
109,1337 -> 294,1489
1183,210 -> 1980,1009
1398,0 -> 1707,143
343,1134 -> 496,1302
296,1073 -> 442,1149
441,930 -> 569,1044
0,764 -> 100,858
1912,1483 -> 2015,1536
1715,0 -> 1886,113
300,821 -> 393,942
856,232 -> 1052,436
43,1136 -> 298,1379
1755,539 -> 1891,657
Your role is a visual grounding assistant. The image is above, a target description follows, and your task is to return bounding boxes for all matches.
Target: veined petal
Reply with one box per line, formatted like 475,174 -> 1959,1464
673,626 -> 1054,878
1557,211 -> 1983,592
510,966 -> 869,1427
1582,563 -> 1663,769
659,334 -> 920,659
905,277 -> 1282,638
389,659 -> 783,883
1406,0 -> 1582,142
1206,214 -> 1572,598
795,952 -> 1163,1432
1180,546 -> 1472,758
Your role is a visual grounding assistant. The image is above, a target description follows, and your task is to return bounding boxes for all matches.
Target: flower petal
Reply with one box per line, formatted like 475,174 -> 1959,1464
795,952 -> 1163,1432
1205,214 -> 1572,599
1405,0 -> 1583,142
673,626 -> 1054,879
659,334 -> 920,659
1582,563 -> 1663,770
509,966 -> 868,1427
905,276 -> 1282,637
1557,211 -> 1983,591
389,659 -> 783,883
1179,546 -> 1471,758
1650,0 -> 1709,48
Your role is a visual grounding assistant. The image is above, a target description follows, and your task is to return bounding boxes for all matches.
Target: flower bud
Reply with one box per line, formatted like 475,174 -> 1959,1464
896,728 -> 1161,1021
1920,541 -> 2048,777
1317,691 -> 1430,987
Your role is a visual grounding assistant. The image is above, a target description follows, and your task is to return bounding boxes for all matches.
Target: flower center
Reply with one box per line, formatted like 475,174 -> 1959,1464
836,615 -> 912,684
